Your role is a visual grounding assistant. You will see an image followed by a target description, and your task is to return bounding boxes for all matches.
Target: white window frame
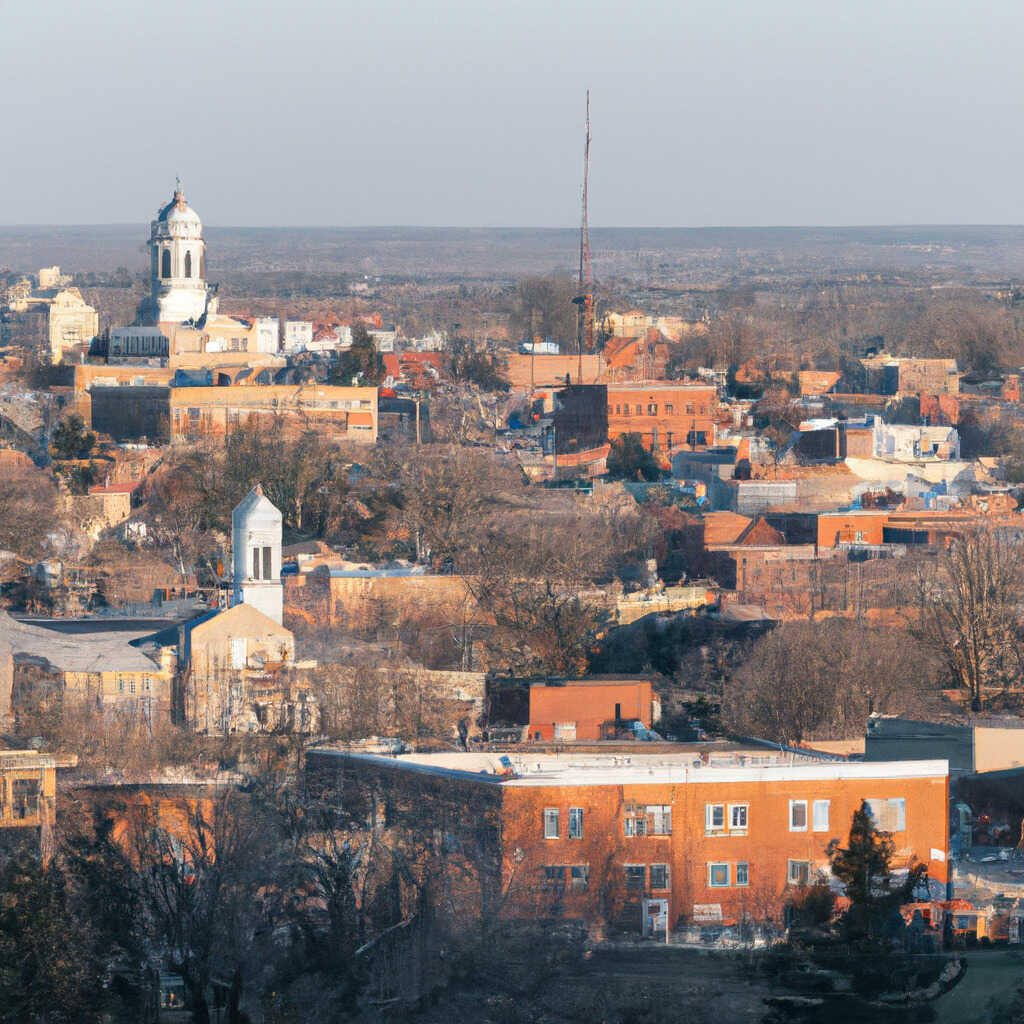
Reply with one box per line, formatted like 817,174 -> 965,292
647,805 -> 671,835
625,814 -> 648,837
707,862 -> 730,888
624,864 -> 646,891
735,862 -> 749,886
789,799 -> 808,832
543,808 -> 560,840
568,806 -> 584,840
787,859 -> 811,886
706,803 -> 726,833
812,799 -> 830,833
729,804 -> 748,831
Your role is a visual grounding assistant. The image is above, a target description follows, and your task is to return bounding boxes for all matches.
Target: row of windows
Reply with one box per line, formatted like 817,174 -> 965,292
708,861 -> 749,887
544,798 -> 906,840
117,677 -> 152,693
159,249 -> 202,279
610,402 -> 708,417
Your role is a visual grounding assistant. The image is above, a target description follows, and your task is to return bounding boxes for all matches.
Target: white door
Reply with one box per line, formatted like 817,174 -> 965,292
642,898 -> 668,937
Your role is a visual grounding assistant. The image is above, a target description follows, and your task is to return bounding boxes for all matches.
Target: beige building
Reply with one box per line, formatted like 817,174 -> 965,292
47,288 -> 99,363
169,384 -> 378,442
179,603 -> 303,734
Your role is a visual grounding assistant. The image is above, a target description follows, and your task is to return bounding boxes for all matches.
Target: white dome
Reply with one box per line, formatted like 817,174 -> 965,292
155,185 -> 203,238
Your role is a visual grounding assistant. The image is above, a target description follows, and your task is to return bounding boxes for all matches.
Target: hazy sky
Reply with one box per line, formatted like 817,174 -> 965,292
4,0 -> 1024,226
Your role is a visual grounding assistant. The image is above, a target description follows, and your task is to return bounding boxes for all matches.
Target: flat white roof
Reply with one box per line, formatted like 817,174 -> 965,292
309,750 -> 949,788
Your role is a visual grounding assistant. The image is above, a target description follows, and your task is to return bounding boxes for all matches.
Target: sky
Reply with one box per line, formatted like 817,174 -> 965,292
3,0 -> 1024,227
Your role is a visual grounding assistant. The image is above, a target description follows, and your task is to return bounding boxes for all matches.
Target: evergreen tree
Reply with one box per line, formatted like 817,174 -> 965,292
330,323 -> 385,386
606,433 -> 663,482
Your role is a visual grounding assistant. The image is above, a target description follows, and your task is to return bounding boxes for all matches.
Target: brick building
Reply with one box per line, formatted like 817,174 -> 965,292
310,749 -> 950,935
527,678 -> 660,741
607,383 -> 717,454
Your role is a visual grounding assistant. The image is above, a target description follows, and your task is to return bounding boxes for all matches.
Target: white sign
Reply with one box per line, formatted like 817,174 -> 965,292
692,903 -> 723,922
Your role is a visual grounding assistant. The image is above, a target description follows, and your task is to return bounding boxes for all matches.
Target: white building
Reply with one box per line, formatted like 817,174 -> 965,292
254,317 -> 280,353
231,485 -> 283,626
109,326 -> 170,360
283,321 -> 313,353
142,180 -> 216,326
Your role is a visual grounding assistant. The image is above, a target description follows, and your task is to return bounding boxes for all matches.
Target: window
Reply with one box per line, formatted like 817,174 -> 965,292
184,251 -> 192,278
649,863 -> 669,889
865,798 -> 906,832
735,862 -> 749,886
647,805 -> 671,835
129,680 -> 136,694
647,403 -> 658,415
666,432 -> 673,451
813,800 -> 830,832
729,804 -> 748,830
787,860 -> 811,886
664,403 -> 674,415
624,864 -> 645,890
615,405 -> 620,415
569,807 -> 584,840
789,800 -> 808,832
161,249 -> 171,278
118,678 -> 124,692
262,546 -> 272,580
635,404 -> 642,416
708,863 -> 729,888
706,803 -> 726,832
543,808 -> 560,839
624,814 -> 648,837
685,402 -> 695,415
570,865 -> 589,890
252,547 -> 260,579
543,866 -> 565,892
143,678 -> 151,692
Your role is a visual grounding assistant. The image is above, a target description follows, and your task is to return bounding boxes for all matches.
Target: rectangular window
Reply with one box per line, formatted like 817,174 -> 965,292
865,798 -> 906,832
624,864 -> 645,891
735,862 -> 749,886
570,865 -> 589,890
262,546 -> 272,580
647,403 -> 658,415
708,863 -> 729,888
569,807 -> 584,840
666,432 -> 673,451
129,680 -> 136,694
543,808 -> 560,839
252,547 -> 260,579
706,803 -> 725,832
650,863 -> 669,889
615,405 -> 621,415
118,678 -> 124,692
813,800 -> 830,833
685,402 -> 695,414
789,800 -> 808,832
729,804 -> 748,830
635,404 -> 642,416
625,814 -> 648,837
543,866 -> 565,891
787,860 -> 811,886
644,806 -> 671,835
664,403 -> 674,415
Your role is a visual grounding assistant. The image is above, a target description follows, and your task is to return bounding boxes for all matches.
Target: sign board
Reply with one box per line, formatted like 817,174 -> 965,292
692,903 -> 723,922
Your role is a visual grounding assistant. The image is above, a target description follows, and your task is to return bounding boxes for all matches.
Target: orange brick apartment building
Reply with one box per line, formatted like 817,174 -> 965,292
606,383 -> 717,454
310,750 -> 949,935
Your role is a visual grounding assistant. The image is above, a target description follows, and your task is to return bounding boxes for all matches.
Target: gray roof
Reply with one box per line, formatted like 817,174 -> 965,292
1,612 -> 161,673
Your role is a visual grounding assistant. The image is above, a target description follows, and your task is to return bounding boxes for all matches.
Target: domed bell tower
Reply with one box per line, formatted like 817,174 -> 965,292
145,178 -> 214,325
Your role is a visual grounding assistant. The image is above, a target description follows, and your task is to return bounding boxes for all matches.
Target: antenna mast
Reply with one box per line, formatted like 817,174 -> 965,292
576,90 -> 594,381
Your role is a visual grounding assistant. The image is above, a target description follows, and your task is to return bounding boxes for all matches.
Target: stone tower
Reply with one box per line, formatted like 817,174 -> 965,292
143,179 -> 216,325
231,484 -> 283,625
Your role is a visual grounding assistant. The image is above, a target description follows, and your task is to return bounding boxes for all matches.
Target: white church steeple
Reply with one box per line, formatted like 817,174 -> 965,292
144,180 -> 216,325
231,484 -> 283,625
